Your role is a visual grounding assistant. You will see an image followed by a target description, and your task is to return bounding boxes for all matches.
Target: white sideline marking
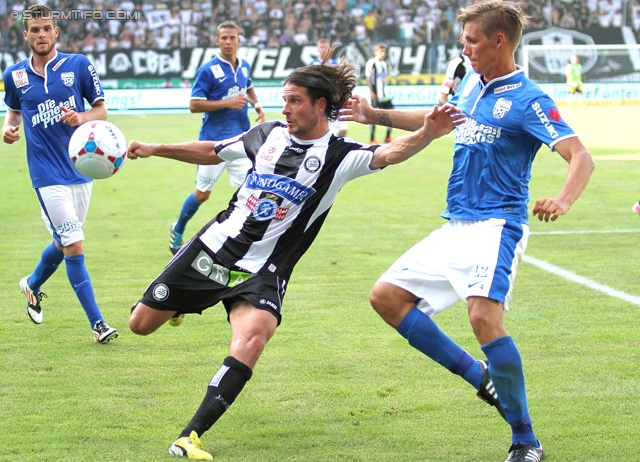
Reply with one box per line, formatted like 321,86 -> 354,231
522,255 -> 640,306
530,229 -> 640,236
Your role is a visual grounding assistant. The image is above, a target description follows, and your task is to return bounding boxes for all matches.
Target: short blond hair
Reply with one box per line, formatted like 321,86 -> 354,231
456,0 -> 529,52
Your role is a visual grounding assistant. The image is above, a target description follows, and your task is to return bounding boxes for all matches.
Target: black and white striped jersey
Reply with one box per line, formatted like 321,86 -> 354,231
196,121 -> 379,280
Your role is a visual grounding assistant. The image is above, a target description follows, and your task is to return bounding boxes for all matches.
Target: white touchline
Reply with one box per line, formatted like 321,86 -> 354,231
523,255 -> 640,306
530,229 -> 640,236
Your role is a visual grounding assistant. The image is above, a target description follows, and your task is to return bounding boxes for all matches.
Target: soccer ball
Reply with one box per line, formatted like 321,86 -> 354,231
68,120 -> 127,179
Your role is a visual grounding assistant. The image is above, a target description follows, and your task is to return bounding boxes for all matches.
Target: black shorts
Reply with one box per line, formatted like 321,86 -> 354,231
138,239 -> 286,324
372,100 -> 394,110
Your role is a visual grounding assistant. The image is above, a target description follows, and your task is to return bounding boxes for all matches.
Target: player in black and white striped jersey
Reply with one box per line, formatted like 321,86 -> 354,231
126,58 -> 465,459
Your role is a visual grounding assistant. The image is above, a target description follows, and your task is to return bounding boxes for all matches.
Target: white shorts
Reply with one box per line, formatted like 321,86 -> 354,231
36,182 -> 92,247
196,158 -> 252,192
378,218 -> 529,316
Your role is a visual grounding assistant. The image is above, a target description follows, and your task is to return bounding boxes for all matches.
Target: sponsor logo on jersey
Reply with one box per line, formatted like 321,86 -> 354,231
247,194 -> 289,221
21,86 -> 34,94
61,72 -> 75,86
88,64 -> 102,96
246,172 -> 315,205
241,67 -> 248,78
191,251 -> 251,287
492,97 -> 512,119
304,155 -> 321,173
211,64 -> 224,79
52,57 -> 67,72
548,107 -> 562,122
493,82 -> 522,94
223,86 -> 246,101
152,283 -> 169,301
31,95 -> 78,129
287,145 -> 304,154
11,69 -> 29,88
456,118 -> 502,145
531,102 -> 559,139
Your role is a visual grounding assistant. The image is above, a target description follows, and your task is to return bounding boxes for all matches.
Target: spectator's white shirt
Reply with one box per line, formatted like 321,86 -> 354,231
426,0 -> 439,10
108,18 -> 122,36
292,31 -> 309,45
354,22 -> 367,40
399,20 -> 416,43
633,9 -> 640,30
141,0 -> 154,12
120,0 -> 136,12
269,7 -> 284,19
254,0 -> 268,15
185,23 -> 198,47
95,36 -> 108,51
612,9 -> 623,26
350,5 -> 364,20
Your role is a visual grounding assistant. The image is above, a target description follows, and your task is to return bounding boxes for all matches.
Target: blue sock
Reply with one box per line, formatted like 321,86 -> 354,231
397,307 -> 483,388
175,193 -> 202,234
65,255 -> 103,327
481,336 -> 538,447
30,242 -> 64,292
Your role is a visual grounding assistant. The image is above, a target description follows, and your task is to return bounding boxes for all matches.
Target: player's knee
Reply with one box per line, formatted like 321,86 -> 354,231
194,190 -> 211,203
129,303 -> 155,336
369,283 -> 397,316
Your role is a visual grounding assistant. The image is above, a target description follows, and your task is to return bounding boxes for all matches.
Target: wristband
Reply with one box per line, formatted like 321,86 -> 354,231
254,103 -> 263,111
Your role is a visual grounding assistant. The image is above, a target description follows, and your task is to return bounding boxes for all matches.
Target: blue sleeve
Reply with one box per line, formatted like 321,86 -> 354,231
3,68 -> 19,110
522,94 -> 575,148
191,65 -> 212,99
80,57 -> 105,107
246,61 -> 253,89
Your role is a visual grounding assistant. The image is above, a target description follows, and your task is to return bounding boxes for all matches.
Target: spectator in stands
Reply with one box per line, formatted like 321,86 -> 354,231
633,8 -> 640,41
267,31 -> 282,47
559,6 -> 577,28
577,4 -> 596,29
293,24 -> 310,45
364,8 -> 379,41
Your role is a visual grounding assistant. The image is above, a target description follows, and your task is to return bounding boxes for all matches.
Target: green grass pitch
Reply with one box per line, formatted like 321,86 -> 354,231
0,105 -> 639,461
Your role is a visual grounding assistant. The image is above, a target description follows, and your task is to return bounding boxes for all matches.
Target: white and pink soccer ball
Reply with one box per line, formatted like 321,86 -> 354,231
68,120 -> 127,179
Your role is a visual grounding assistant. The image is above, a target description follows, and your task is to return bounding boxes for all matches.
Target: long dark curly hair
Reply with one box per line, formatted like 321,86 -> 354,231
284,47 -> 356,122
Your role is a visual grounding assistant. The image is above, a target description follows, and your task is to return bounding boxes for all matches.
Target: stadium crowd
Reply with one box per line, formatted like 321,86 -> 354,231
1,0 -> 638,55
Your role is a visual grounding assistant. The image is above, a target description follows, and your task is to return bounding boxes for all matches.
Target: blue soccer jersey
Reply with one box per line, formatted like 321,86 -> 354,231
191,55 -> 254,141
446,67 -> 576,224
3,52 -> 105,188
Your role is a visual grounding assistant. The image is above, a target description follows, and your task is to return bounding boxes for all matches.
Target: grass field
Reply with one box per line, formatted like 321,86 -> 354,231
1,104 -> 639,461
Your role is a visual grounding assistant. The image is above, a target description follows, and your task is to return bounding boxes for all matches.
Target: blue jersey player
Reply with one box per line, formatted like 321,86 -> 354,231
344,2 -> 594,461
2,4 -> 118,343
169,21 -> 265,256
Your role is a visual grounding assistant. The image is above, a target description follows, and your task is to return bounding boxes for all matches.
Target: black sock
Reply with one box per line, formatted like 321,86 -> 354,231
179,356 -> 253,438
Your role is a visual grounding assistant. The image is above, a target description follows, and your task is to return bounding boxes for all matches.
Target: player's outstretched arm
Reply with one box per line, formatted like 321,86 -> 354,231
127,140 -> 222,165
532,136 -> 594,222
341,94 -> 431,132
370,104 -> 465,169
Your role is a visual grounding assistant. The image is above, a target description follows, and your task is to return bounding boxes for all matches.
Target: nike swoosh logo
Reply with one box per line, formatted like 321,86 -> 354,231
467,281 -> 484,288
219,77 -> 227,82
21,86 -> 34,94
